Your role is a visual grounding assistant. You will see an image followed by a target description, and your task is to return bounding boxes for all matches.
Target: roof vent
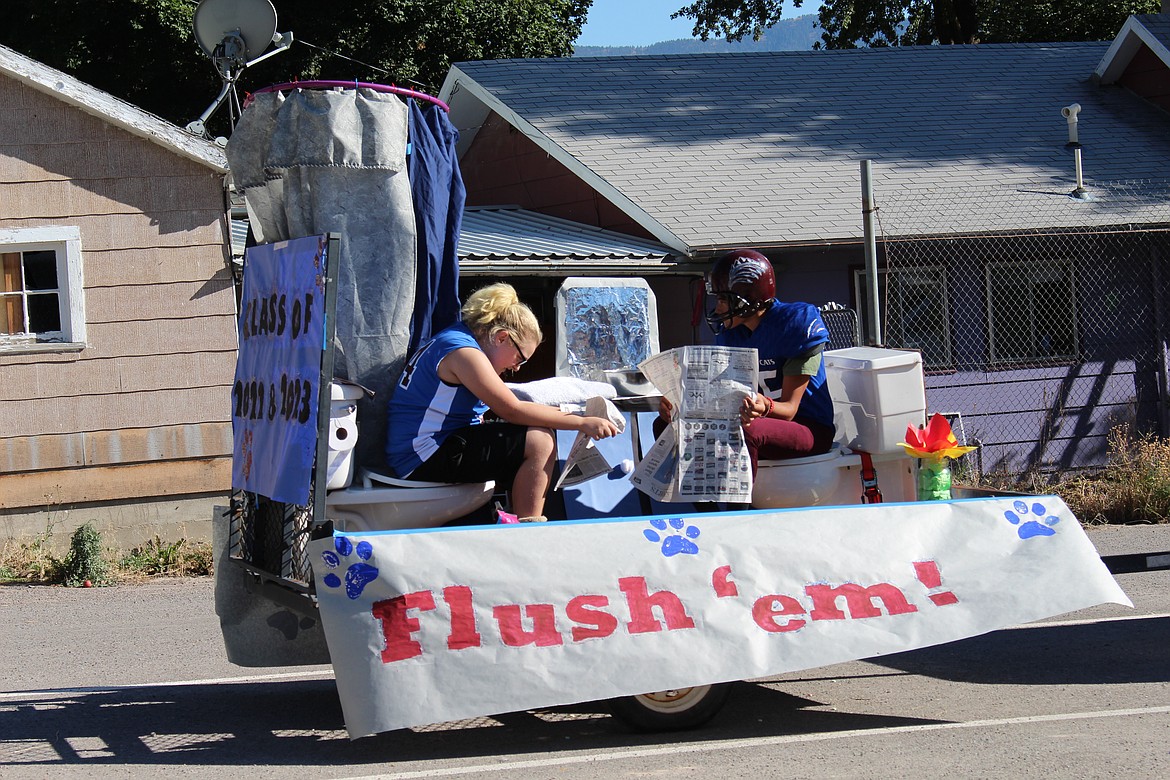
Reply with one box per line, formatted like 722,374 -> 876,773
1061,104 -> 1090,200
1061,103 -> 1081,146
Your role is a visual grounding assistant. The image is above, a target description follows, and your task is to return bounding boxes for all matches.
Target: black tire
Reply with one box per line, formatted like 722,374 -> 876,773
607,683 -> 733,732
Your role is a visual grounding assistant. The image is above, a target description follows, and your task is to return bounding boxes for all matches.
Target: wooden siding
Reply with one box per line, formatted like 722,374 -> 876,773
1118,45 -> 1170,115
0,71 -> 235,508
0,314 -> 237,363
462,112 -> 657,240
1,386 -> 231,438
80,245 -> 228,287
0,211 -> 226,252
1,423 -> 232,473
0,457 -> 230,509
1,350 -> 236,400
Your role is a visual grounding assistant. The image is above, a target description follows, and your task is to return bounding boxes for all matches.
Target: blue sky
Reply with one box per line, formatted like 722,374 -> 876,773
576,0 -> 810,47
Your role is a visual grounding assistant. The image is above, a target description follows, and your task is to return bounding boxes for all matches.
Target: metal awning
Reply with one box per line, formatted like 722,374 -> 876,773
231,205 -> 703,274
459,206 -> 695,275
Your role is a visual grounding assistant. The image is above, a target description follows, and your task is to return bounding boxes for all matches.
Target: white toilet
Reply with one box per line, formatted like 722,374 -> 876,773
326,470 -> 496,532
752,347 -> 926,509
322,382 -> 495,531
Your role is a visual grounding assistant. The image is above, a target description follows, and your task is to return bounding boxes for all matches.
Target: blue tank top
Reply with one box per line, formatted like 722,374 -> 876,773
717,300 -> 835,431
385,323 -> 489,477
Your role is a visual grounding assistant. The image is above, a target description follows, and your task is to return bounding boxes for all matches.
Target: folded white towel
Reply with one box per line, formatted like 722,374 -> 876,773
507,376 -> 617,406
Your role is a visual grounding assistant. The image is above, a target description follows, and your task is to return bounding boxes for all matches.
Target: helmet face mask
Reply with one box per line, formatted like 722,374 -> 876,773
704,291 -> 755,329
704,249 -> 776,332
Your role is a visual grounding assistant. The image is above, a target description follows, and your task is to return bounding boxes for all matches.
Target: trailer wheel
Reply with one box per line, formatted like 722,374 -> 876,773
607,683 -> 732,732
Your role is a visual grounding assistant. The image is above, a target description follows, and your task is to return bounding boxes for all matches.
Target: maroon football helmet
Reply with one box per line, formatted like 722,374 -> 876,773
705,249 -> 776,330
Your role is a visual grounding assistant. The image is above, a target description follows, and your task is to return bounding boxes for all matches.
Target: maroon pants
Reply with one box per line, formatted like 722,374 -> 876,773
741,416 -> 835,476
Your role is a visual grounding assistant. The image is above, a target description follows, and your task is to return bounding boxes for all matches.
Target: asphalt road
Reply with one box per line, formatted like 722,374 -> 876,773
2,524 -> 1168,779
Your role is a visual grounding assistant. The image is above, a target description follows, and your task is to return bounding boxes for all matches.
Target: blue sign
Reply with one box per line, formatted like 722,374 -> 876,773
231,235 -> 329,504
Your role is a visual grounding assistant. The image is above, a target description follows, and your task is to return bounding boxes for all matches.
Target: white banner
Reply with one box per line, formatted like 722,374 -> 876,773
309,497 -> 1130,738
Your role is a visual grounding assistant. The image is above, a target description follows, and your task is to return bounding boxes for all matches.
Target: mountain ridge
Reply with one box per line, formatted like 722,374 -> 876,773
574,14 -> 819,56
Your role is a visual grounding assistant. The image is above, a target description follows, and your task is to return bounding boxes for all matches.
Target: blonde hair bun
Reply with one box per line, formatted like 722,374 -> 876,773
462,283 -> 543,346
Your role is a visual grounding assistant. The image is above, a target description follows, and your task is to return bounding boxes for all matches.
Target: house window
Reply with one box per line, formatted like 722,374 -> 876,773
986,259 -> 1077,364
0,227 -> 86,347
854,265 -> 952,369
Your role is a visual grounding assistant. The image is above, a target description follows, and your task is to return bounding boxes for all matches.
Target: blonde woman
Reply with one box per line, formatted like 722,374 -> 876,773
386,283 -> 618,521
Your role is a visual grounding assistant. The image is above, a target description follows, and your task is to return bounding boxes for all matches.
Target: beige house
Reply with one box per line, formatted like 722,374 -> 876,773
0,44 -> 236,548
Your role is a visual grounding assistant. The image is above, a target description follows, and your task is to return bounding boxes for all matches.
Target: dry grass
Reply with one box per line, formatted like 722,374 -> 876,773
977,427 -> 1170,525
0,525 -> 63,583
0,527 -> 214,585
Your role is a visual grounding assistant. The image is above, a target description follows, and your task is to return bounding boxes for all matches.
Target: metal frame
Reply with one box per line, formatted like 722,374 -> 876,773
227,233 -> 341,594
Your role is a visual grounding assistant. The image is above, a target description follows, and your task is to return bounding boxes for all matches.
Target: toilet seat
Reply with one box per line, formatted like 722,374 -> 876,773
358,469 -> 482,490
757,443 -> 848,469
325,469 -> 495,531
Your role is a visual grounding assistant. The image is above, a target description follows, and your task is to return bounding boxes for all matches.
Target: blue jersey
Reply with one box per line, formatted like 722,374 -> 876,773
718,300 -> 835,430
385,323 -> 489,477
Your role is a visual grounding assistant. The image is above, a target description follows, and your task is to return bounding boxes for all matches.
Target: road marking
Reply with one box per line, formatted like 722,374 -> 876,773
0,669 -> 334,701
338,704 -> 1170,780
5,613 -> 1160,704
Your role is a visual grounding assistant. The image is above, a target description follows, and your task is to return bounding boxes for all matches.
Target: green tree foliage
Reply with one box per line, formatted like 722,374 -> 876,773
673,0 -> 1160,47
0,0 -> 217,124
0,0 -> 591,131
267,0 -> 591,91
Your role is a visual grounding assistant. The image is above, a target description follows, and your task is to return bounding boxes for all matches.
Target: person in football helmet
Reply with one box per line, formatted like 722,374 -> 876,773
704,248 -> 776,332
660,249 -> 836,478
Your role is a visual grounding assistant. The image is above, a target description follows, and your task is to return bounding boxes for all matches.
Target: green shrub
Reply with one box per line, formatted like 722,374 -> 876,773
60,522 -> 112,587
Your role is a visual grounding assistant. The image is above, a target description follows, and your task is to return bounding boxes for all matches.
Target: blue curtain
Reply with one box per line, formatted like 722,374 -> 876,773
407,99 -> 465,354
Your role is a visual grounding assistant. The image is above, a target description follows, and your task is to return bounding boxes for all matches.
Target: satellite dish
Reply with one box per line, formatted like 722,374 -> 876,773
186,0 -> 291,137
193,0 -> 278,62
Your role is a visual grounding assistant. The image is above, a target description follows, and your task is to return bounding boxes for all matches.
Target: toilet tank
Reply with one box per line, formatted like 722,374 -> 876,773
823,347 -> 926,455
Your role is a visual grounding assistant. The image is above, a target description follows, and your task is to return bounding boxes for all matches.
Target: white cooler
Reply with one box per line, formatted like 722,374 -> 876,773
824,347 -> 927,454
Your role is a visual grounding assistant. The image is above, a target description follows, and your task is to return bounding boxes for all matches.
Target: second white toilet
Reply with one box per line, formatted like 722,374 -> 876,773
752,347 -> 926,509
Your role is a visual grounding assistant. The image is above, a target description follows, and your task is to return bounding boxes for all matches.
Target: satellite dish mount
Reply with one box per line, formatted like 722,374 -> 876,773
186,0 -> 292,138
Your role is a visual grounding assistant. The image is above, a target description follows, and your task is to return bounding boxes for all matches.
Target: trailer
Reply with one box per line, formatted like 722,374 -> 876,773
214,86 -> 1135,740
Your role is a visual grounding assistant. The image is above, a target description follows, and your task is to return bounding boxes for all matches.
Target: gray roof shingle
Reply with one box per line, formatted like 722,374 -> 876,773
444,43 -> 1170,250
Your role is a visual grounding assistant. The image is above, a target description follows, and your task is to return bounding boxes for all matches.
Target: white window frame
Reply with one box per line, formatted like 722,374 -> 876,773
853,264 -> 952,369
985,258 -> 1078,365
0,226 -> 86,350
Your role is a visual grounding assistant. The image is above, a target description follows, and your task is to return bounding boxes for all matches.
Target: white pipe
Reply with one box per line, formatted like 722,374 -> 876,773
1072,146 -> 1089,199
1062,103 -> 1081,145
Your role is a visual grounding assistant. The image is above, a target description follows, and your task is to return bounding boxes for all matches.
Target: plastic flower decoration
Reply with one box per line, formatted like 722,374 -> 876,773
899,413 -> 977,462
900,414 -> 977,501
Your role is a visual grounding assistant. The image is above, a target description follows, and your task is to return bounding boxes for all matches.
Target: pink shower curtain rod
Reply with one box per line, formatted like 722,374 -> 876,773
247,80 -> 450,112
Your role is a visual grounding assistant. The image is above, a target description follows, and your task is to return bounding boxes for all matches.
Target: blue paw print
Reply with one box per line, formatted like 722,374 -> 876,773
1004,500 -> 1060,539
320,536 -> 378,599
643,517 -> 700,557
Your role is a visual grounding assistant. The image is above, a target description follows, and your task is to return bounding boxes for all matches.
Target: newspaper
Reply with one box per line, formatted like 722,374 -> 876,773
554,396 -> 627,489
631,346 -> 758,502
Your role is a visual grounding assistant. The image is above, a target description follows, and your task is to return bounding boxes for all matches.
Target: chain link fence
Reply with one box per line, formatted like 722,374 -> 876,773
867,179 -> 1170,482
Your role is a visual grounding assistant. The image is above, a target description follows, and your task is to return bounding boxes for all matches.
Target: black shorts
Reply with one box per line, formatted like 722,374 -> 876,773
407,422 -> 528,487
